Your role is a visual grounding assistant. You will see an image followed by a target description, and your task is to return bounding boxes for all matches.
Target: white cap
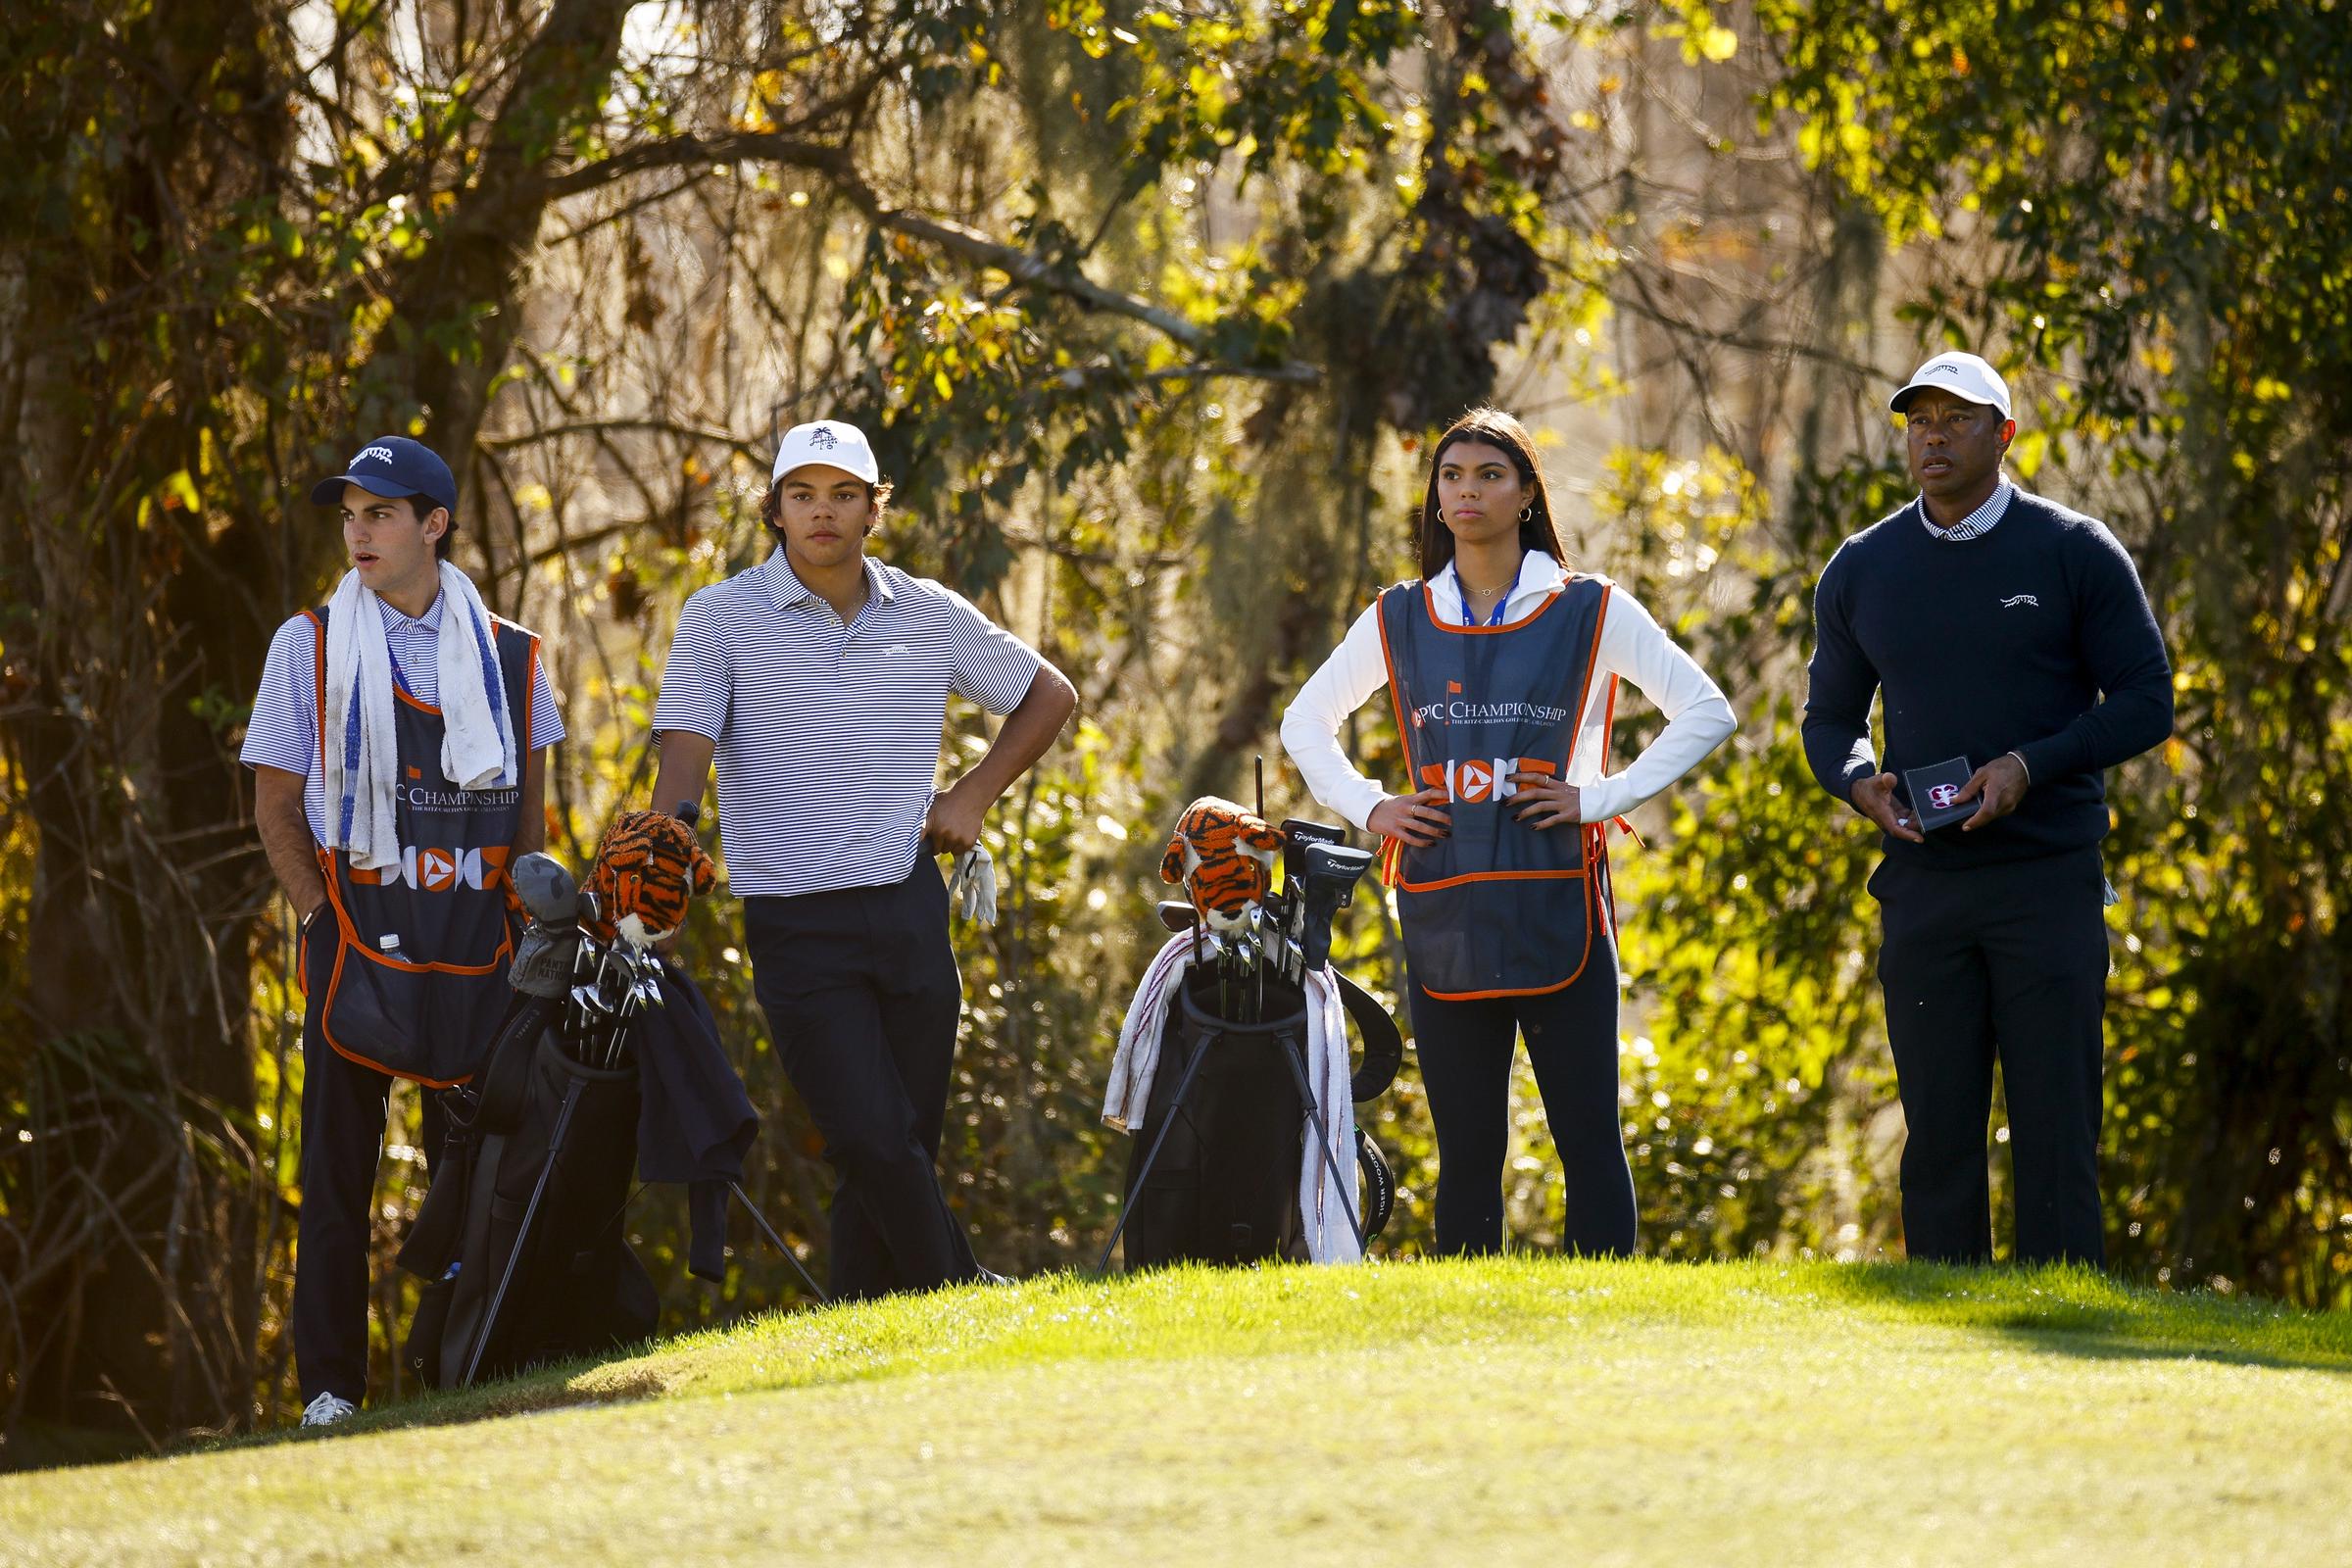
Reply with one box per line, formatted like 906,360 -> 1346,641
1888,351 -> 2012,419
770,419 -> 880,485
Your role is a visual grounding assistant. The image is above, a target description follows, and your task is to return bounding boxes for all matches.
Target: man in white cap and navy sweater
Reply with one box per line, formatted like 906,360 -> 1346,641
649,419 -> 1075,1298
1802,352 -> 2173,1266
243,436 -> 563,1424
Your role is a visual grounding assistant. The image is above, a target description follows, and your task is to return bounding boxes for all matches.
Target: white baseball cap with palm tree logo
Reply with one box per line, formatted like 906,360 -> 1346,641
770,419 -> 881,485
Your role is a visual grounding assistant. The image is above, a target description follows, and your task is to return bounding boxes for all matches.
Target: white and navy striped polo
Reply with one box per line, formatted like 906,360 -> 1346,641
241,593 -> 565,845
1919,476 -> 2016,542
653,548 -> 1045,899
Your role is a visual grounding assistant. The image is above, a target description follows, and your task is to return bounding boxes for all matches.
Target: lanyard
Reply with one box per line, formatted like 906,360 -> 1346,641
385,643 -> 418,700
1459,556 -> 1523,627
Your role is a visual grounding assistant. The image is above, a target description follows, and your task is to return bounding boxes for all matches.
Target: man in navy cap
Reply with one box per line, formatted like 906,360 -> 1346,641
242,435 -> 564,1425
1803,352 -> 2174,1267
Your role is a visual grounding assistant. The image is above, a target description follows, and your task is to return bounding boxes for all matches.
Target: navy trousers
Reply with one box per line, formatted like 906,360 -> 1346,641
742,859 -> 981,1300
1871,845 -> 2110,1266
293,926 -> 447,1404
1406,917 -> 1636,1258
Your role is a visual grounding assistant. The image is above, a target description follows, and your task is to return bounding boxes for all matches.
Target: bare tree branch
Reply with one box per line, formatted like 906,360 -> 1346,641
547,132 -> 1324,383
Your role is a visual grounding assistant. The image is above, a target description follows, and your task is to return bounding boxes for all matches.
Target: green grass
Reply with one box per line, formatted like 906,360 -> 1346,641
7,1257 -> 2351,1565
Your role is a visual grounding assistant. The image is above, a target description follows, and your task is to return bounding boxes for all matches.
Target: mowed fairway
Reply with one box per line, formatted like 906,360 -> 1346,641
7,1258 -> 2350,1566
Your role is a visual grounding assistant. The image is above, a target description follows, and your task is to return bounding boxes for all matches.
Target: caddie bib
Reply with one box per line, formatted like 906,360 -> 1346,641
300,604 -> 536,1085
1376,572 -> 1612,999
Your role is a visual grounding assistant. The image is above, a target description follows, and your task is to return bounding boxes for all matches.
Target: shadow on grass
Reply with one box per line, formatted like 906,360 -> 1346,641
164,1355 -> 678,1463
1798,1259 -> 2352,1376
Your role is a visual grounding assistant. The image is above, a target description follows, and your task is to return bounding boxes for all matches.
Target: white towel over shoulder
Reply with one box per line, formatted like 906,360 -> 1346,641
1102,933 -> 1362,1264
323,561 -> 517,871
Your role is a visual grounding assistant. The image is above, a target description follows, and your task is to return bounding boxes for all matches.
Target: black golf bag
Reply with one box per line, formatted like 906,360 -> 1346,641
1120,971 -> 1313,1267
1115,962 -> 1403,1270
1106,802 -> 1405,1273
399,996 -> 658,1389
395,821 -> 795,1392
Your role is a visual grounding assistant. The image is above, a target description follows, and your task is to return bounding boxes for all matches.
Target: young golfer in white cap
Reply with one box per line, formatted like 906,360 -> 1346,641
648,419 -> 1075,1298
1802,351 -> 2174,1266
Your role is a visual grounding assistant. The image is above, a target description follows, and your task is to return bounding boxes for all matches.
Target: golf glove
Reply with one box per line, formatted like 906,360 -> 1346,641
949,845 -> 998,927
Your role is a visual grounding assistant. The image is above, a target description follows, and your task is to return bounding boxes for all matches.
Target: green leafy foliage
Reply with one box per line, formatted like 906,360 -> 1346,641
1746,0 -> 2352,1297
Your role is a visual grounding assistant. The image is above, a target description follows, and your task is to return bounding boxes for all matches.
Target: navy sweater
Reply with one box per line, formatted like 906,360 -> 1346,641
1802,488 -> 2173,867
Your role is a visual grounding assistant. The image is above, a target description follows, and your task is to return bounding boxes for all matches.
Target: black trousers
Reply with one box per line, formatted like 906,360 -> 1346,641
1406,917 -> 1636,1258
293,1004 -> 446,1405
1871,846 -> 2109,1266
743,859 -> 980,1300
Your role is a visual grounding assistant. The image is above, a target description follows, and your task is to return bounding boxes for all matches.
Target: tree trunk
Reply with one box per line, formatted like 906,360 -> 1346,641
1,0 -> 639,1455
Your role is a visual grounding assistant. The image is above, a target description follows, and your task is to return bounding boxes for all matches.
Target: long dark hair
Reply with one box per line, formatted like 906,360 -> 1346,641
1415,407 -> 1569,580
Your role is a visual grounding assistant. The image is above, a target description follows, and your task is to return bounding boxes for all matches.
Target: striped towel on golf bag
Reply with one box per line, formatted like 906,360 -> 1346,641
1102,932 -> 1361,1264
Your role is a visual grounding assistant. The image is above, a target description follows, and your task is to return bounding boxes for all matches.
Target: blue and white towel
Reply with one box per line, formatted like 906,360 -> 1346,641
322,562 -> 515,871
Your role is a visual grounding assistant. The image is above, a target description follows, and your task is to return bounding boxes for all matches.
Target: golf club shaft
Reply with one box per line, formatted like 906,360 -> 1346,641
1094,1023 -> 1220,1274
729,1180 -> 831,1304
462,1075 -> 586,1388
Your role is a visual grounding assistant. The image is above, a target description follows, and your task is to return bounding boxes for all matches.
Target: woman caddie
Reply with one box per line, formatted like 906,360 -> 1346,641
1282,408 -> 1736,1255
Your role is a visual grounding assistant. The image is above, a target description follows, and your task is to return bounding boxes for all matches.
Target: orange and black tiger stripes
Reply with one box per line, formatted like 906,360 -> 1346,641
585,808 -> 718,944
1160,797 -> 1283,931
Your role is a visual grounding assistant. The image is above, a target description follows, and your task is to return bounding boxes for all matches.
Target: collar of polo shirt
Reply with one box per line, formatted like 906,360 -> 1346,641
761,547 -> 895,614
383,591 -> 446,629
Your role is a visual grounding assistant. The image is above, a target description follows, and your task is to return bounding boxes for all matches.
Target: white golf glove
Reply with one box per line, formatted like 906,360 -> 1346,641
949,845 -> 998,927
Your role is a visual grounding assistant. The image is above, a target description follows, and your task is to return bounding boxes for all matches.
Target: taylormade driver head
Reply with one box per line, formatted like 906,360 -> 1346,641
510,853 -> 579,926
1298,841 -> 1375,972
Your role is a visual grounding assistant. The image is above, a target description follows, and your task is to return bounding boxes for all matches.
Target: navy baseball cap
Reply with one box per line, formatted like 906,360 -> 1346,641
309,436 -> 458,516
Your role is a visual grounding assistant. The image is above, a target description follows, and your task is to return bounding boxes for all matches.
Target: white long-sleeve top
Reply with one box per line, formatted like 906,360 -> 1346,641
1281,553 -> 1737,831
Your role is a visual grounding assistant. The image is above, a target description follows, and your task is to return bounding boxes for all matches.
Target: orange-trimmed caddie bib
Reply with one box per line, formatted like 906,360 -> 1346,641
1375,573 -> 1612,1000
300,605 -> 535,1085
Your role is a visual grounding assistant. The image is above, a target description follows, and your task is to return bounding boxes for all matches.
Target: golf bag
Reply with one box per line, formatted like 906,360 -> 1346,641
398,813 -> 769,1391
399,996 -> 658,1389
1105,804 -> 1406,1271
1117,967 -> 1401,1269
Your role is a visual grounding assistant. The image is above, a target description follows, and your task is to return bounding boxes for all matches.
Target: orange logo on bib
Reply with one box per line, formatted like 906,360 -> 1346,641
1419,758 -> 1558,803
348,845 -> 510,893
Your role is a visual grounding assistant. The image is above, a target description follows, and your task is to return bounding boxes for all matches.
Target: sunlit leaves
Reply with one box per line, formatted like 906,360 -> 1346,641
1750,0 -> 2352,1299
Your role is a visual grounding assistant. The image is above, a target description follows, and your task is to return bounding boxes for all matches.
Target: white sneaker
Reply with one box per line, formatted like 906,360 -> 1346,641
301,1393 -> 358,1429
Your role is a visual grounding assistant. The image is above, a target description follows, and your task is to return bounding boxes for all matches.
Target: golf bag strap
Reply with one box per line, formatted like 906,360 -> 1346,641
475,993 -> 561,1134
396,1111 -> 477,1280
1336,969 -> 1405,1102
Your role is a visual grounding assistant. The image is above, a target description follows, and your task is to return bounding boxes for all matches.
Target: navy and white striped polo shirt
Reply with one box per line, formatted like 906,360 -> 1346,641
241,593 -> 565,845
653,549 -> 1045,899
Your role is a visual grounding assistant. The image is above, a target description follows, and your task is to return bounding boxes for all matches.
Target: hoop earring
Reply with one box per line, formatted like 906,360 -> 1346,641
1519,505 -> 1534,524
